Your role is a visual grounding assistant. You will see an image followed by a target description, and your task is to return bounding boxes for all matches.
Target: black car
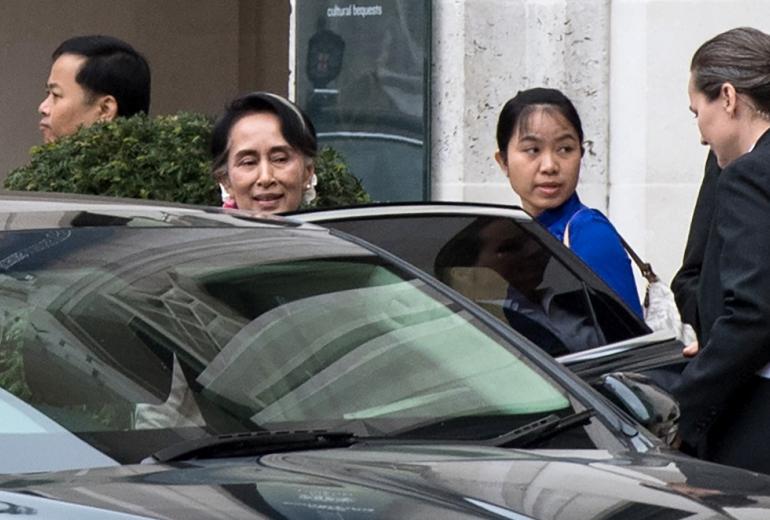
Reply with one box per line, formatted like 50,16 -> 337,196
0,193 -> 766,520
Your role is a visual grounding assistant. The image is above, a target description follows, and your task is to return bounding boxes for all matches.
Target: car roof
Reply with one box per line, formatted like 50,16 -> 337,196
287,201 -> 533,222
0,191 -> 311,231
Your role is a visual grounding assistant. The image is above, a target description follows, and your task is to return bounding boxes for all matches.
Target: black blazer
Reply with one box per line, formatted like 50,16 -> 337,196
674,129 -> 770,453
671,152 -> 720,331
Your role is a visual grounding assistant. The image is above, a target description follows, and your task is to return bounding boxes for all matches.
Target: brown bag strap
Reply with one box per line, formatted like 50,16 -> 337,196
618,236 -> 659,284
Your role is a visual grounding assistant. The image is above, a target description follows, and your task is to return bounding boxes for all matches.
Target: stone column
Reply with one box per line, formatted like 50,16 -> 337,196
431,0 -> 612,211
608,0 -> 770,282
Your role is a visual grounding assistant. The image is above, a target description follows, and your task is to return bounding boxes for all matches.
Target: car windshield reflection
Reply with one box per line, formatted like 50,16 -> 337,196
0,226 -> 599,467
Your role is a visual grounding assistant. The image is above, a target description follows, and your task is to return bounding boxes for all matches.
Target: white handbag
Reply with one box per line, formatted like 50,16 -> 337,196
618,237 -> 697,345
564,217 -> 696,344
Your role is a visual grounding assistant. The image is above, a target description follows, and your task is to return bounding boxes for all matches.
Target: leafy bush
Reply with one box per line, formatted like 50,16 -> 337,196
5,113 -> 220,205
308,147 -> 371,208
5,113 -> 371,209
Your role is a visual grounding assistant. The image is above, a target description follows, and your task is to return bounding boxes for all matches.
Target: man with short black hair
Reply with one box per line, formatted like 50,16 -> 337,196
38,35 -> 151,143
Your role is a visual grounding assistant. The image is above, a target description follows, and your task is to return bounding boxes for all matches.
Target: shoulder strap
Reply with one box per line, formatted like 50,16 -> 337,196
562,208 -> 587,249
563,222 -> 572,248
617,236 -> 659,283
563,208 -> 658,284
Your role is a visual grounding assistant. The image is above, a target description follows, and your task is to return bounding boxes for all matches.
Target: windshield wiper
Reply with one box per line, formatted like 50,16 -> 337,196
484,409 -> 595,448
148,430 -> 359,463
148,411 -> 596,462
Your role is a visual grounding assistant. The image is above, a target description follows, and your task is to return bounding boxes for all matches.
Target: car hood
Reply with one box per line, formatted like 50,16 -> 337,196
1,444 -> 769,519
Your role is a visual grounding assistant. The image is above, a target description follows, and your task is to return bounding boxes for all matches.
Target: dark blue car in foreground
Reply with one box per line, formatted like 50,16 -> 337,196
0,193 -> 766,519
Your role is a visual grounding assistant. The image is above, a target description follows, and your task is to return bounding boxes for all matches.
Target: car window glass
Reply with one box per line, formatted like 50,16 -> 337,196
321,215 -> 644,353
0,227 -> 613,465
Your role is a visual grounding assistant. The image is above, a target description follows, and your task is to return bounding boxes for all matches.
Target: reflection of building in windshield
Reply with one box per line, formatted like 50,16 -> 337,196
195,275 -> 567,427
0,227 -> 366,434
0,226 -> 569,444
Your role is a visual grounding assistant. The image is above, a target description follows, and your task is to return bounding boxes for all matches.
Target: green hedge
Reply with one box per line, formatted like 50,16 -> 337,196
6,113 -> 220,205
309,147 -> 370,208
5,112 -> 370,209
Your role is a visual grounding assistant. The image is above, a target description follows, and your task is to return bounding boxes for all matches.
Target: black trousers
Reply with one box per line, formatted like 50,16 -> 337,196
705,375 -> 770,474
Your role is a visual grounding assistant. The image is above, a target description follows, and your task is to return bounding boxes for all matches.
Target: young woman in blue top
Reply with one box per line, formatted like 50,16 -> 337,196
494,87 -> 643,317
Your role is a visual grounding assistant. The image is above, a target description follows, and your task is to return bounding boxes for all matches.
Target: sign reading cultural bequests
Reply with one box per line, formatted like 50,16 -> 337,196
295,0 -> 430,201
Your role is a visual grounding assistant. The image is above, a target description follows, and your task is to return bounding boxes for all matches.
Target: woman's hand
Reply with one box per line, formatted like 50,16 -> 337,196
682,340 -> 699,358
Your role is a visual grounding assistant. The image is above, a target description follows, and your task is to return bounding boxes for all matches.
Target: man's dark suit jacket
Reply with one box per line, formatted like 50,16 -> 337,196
673,129 -> 770,455
671,152 -> 720,331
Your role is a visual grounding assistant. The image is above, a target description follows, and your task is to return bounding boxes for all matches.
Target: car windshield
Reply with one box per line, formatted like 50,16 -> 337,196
0,224 -> 612,468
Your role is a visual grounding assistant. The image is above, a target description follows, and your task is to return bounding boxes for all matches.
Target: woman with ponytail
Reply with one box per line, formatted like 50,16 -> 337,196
672,27 -> 770,473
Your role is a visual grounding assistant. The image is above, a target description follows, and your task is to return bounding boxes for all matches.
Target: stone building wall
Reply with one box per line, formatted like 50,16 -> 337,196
431,0 -> 770,286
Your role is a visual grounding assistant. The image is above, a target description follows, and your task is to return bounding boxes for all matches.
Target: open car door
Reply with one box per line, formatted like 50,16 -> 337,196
289,203 -> 686,384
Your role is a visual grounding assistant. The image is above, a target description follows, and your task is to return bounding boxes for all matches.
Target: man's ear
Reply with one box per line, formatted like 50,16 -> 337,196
97,95 -> 119,122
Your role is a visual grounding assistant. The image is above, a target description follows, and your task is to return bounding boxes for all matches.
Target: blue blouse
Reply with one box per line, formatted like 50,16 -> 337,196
536,193 -> 644,318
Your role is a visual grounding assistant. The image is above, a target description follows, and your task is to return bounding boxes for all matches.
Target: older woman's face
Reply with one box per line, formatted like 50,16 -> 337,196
223,112 -> 313,213
495,109 -> 581,217
688,73 -> 741,168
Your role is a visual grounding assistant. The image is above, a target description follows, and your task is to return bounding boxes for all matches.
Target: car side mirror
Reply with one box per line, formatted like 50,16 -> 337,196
595,371 -> 679,444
